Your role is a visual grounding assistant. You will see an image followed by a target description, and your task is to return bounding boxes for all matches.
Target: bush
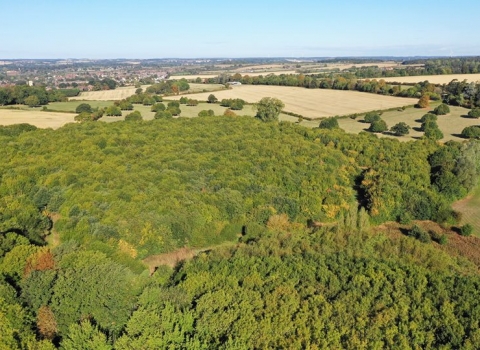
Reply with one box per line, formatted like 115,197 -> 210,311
461,125 -> 480,139
390,122 -> 410,136
409,224 -> 431,243
75,103 -> 92,114
151,103 -> 166,112
186,99 -> 199,106
179,97 -> 188,104
319,117 -> 339,129
417,95 -> 429,108
424,124 -> 443,140
105,105 -> 122,116
460,223 -> 474,236
364,112 -> 381,123
420,113 -> 437,123
154,111 -> 172,119
368,119 -> 388,133
434,103 -> 450,115
208,94 -> 218,103
124,111 -> 142,121
467,107 -> 480,118
224,109 -> 237,117
198,109 -> 215,117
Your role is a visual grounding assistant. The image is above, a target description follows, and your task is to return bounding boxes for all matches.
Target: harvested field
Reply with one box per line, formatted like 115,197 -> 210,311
69,85 -> 151,101
165,85 -> 418,119
381,74 -> 480,84
0,109 -> 75,129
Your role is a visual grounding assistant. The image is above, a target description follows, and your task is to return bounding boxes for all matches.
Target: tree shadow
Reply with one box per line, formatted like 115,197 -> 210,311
451,226 -> 461,235
399,227 -> 410,236
451,133 -> 466,138
412,126 -> 423,132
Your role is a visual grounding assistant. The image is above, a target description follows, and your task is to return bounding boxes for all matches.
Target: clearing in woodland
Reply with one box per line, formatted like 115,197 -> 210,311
452,183 -> 480,236
166,85 -> 418,119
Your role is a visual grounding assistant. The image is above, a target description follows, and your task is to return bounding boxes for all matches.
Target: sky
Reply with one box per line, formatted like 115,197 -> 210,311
1,0 -> 479,59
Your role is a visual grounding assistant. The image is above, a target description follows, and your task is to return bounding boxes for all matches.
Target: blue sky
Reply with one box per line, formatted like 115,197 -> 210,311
1,0 -> 479,58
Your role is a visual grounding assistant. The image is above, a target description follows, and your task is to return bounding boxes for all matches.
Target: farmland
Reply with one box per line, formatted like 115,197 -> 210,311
0,109 -> 75,128
69,83 -> 224,101
166,85 -> 418,119
381,73 -> 480,84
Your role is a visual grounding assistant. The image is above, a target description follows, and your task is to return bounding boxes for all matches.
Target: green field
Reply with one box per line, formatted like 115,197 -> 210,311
47,100 -> 115,112
452,181 -> 480,236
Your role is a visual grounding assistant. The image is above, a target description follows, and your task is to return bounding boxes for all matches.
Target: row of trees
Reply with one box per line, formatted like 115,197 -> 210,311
0,85 -> 80,106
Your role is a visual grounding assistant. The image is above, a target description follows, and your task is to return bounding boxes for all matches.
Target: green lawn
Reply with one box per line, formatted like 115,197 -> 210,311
47,101 -> 115,112
452,181 -> 480,236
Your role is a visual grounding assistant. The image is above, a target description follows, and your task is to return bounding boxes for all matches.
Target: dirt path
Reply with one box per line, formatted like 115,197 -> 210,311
142,241 -> 237,274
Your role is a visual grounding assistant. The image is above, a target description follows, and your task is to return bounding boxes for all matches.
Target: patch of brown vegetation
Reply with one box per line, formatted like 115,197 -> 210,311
374,221 -> 480,269
143,247 -> 196,274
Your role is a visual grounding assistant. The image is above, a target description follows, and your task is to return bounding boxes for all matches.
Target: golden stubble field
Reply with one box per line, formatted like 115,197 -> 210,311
166,85 -> 418,119
0,109 -> 75,129
380,74 -> 480,84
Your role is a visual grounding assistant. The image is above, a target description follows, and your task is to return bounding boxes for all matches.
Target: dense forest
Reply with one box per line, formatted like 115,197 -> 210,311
1,116 -> 480,348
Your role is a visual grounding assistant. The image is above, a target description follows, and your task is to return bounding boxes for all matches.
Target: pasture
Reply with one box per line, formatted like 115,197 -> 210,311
165,85 -> 418,119
0,109 -> 75,129
381,73 -> 480,84
452,183 -> 480,236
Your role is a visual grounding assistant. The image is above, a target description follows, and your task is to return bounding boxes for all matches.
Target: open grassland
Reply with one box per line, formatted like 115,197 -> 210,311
181,83 -> 226,93
166,85 -> 418,119
0,109 -> 75,129
47,100 -> 114,112
381,74 -> 480,84
452,183 -> 480,236
69,85 -> 147,101
298,104 -> 479,142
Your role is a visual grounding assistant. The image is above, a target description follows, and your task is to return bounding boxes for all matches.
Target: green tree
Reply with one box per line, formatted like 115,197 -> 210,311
105,106 -> 122,116
154,110 -> 173,119
198,109 -> 215,117
420,113 -> 437,123
460,223 -> 473,236
319,117 -> 339,129
255,97 -> 285,122
390,122 -> 410,136
60,320 -> 111,350
151,103 -> 165,112
461,126 -> 480,139
364,112 -> 381,123
434,103 -> 450,115
25,95 -> 40,107
368,119 -> 388,133
424,124 -> 444,140
125,111 -> 143,121
75,103 -> 92,114
467,107 -> 480,118
208,94 -> 218,103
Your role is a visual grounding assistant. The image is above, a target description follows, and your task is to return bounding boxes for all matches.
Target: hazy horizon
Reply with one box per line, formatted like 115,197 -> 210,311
2,0 -> 479,59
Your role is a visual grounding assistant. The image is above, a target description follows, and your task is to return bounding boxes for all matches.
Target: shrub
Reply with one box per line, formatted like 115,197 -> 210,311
198,109 -> 215,117
364,112 -> 381,123
467,107 -> 480,118
179,97 -> 188,104
409,224 -> 431,243
75,103 -> 92,114
460,223 -> 473,237
417,94 -> 429,108
368,119 -> 388,133
390,122 -> 410,136
224,109 -> 237,117
186,99 -> 199,106
154,110 -> 172,119
105,106 -> 122,116
151,103 -> 166,112
319,117 -> 339,129
434,103 -> 450,115
461,126 -> 480,139
420,113 -> 437,123
124,111 -> 142,121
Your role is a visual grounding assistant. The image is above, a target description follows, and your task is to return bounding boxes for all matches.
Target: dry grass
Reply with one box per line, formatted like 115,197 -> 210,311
313,104 -> 479,142
0,109 -> 75,129
381,74 -> 480,84
69,85 -> 151,101
165,85 -> 418,119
